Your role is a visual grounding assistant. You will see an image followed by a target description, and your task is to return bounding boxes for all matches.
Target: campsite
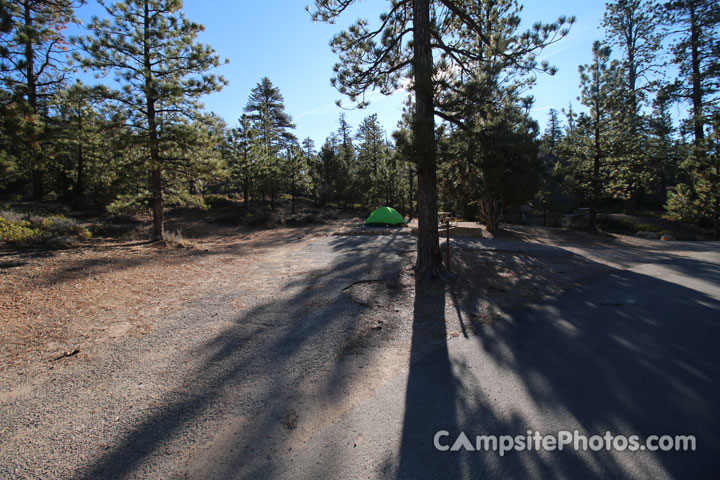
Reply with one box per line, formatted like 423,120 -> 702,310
1,0 -> 719,479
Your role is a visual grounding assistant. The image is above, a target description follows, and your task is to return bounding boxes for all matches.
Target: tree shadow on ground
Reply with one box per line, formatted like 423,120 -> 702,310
68,231 -> 719,479
392,253 -> 720,478
71,232 -> 414,479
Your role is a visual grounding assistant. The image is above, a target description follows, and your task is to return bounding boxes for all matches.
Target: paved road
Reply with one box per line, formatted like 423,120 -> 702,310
258,248 -> 720,479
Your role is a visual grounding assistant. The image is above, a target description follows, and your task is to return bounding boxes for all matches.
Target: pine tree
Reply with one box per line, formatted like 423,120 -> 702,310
310,0 -> 573,280
0,0 -> 82,199
243,77 -> 296,210
334,113 -> 355,207
665,0 -> 719,145
558,41 -> 622,232
602,0 -> 665,213
227,115 -> 258,207
441,89 -> 539,234
665,182 -> 697,223
316,136 -> 339,205
648,87 -> 682,195
693,115 -> 720,238
541,108 -> 563,154
669,114 -> 720,238
161,112 -> 227,208
74,0 -> 227,240
48,81 -> 117,203
392,103 -> 417,217
663,0 -> 719,238
356,113 -> 391,208
301,137 -> 319,204
283,144 -> 308,214
603,0 -> 664,122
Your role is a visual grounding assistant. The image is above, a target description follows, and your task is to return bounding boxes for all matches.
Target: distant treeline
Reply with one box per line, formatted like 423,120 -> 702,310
0,0 -> 717,241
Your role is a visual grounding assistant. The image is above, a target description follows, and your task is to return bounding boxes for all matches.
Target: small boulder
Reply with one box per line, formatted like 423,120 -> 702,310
660,233 -> 676,241
635,231 -> 660,240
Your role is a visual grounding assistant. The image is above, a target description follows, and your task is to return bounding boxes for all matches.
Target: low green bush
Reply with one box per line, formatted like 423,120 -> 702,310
204,194 -> 236,209
0,211 -> 91,246
0,216 -> 39,243
597,217 -> 663,235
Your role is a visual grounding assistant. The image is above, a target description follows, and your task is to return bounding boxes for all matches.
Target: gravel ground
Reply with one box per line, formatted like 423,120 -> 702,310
1,225 -> 714,479
1,232 -> 417,479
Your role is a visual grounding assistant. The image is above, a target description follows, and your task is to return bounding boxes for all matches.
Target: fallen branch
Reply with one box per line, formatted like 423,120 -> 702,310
52,349 -> 80,361
342,278 -> 391,292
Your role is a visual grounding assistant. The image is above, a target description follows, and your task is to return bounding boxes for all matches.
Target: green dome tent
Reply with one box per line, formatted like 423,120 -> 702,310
365,206 -> 406,226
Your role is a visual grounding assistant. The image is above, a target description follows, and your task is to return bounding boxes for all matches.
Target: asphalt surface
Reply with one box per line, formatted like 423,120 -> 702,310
1,234 -> 719,479
254,247 -> 720,479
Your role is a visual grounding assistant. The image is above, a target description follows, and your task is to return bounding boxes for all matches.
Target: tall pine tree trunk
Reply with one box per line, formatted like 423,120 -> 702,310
75,112 -> 84,199
291,176 -> 296,214
413,0 -> 443,280
627,32 -> 638,215
151,167 -> 164,240
148,98 -> 164,241
145,0 -> 163,241
24,1 -> 43,200
590,96 -> 601,234
243,171 -> 249,208
714,162 -> 719,241
689,3 -> 704,146
408,165 -> 414,217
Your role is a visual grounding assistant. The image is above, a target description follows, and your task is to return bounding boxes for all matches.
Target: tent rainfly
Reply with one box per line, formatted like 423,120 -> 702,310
365,206 -> 405,226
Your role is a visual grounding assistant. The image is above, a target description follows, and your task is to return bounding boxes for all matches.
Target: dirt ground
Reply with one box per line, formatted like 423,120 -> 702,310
1,208 -> 693,376
0,209 -> 359,375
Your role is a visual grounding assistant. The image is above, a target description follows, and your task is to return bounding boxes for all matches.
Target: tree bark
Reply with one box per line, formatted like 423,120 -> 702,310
76,128 -> 84,198
291,176 -> 296,214
412,0 -> 443,280
590,110 -> 600,233
408,165 -> 414,216
23,1 -> 43,200
689,3 -> 704,146
75,99 -> 84,199
144,0 -> 163,241
591,143 -> 600,234
243,171 -> 249,208
151,168 -> 164,240
715,162 -> 719,241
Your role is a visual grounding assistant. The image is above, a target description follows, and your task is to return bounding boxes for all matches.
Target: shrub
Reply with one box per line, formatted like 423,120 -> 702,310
204,194 -> 236,209
597,217 -> 663,235
0,211 -> 91,246
0,216 -> 40,243
664,184 -> 698,224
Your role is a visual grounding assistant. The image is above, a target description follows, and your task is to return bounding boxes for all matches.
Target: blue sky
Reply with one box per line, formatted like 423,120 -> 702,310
72,0 -> 610,147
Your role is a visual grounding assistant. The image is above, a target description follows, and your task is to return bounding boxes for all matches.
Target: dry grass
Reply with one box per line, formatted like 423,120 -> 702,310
161,229 -> 197,249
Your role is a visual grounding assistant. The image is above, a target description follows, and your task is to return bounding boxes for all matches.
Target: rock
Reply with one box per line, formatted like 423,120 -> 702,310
563,212 -> 590,231
660,233 -> 676,241
453,226 -> 483,237
635,231 -> 660,240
